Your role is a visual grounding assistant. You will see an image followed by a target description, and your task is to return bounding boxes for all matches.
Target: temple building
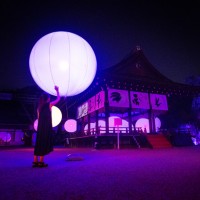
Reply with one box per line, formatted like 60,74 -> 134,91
1,46 -> 200,148
68,46 -> 200,148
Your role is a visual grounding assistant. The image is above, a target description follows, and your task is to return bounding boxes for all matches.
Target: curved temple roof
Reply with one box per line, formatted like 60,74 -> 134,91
102,46 -> 173,84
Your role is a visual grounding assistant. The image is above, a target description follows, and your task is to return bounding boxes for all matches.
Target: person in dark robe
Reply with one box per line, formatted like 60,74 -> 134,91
32,86 -> 60,167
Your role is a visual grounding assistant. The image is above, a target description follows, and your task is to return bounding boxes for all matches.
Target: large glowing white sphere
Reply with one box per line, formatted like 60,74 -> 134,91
29,31 -> 97,96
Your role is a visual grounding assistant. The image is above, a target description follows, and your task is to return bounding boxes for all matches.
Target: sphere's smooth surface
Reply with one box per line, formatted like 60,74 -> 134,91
52,106 -> 62,127
29,31 -> 97,96
64,119 -> 77,132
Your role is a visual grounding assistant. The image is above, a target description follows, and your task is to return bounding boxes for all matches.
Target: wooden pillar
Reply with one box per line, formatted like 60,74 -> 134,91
128,90 -> 132,134
95,110 -> 99,134
151,112 -> 156,133
105,88 -> 109,134
81,117 -> 84,135
87,114 -> 91,135
128,108 -> 132,134
148,93 -> 155,133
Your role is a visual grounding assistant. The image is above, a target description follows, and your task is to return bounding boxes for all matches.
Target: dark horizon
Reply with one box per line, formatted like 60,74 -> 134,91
1,1 -> 200,91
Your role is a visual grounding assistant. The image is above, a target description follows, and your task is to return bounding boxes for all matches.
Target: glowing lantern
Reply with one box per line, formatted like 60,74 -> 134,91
33,119 -> 38,131
155,117 -> 161,132
52,106 -> 62,127
135,118 -> 150,133
64,119 -> 77,132
29,31 -> 97,96
98,120 -> 106,127
84,123 -> 95,134
135,117 -> 161,133
33,106 -> 62,131
0,132 -> 12,142
98,120 -> 106,134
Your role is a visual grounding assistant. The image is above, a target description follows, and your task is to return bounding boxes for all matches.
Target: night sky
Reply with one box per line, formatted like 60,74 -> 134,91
1,1 -> 200,91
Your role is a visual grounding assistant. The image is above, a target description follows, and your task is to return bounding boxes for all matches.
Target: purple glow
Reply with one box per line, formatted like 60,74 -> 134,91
33,119 -> 38,131
135,117 -> 161,133
64,119 -> 77,132
84,117 -> 133,134
84,123 -> 96,134
114,118 -> 122,126
0,132 -> 11,142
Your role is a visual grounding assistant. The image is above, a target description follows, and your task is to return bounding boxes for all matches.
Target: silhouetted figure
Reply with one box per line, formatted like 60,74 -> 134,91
32,86 -> 60,168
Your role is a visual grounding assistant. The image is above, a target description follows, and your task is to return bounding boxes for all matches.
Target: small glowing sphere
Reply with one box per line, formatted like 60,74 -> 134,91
33,119 -> 38,131
29,31 -> 97,96
84,123 -> 95,131
52,106 -> 62,127
0,132 -> 12,142
135,118 -> 150,133
33,106 -> 62,131
98,120 -> 106,127
135,117 -> 161,133
64,119 -> 77,132
155,117 -> 161,132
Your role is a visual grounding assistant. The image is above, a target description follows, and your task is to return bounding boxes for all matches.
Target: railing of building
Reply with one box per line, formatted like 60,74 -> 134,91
83,126 -> 144,135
